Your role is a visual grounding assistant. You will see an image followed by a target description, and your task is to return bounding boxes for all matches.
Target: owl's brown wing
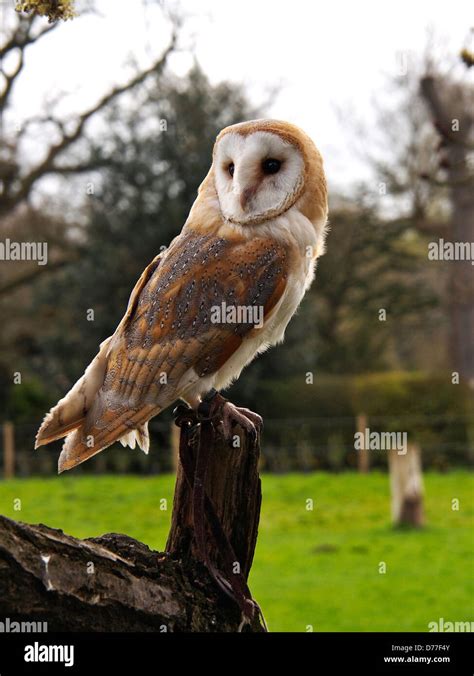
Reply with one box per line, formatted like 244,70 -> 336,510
34,250 -> 165,450
57,229 -> 289,471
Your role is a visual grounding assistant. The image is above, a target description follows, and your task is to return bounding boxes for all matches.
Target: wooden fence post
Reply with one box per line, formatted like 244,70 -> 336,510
389,443 -> 424,527
356,414 -> 370,473
3,422 -> 15,479
170,420 -> 180,473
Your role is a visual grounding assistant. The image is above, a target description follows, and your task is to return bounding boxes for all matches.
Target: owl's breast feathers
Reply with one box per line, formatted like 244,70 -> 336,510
36,228 -> 290,471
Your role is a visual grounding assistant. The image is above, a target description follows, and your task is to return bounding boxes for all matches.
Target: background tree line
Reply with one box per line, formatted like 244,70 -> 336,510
0,8 -> 472,473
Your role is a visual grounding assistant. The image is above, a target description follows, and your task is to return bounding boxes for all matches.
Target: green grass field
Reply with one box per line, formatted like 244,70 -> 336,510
1,471 -> 472,632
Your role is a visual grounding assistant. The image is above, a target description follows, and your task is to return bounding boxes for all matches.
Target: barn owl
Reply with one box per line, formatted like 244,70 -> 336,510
36,119 -> 328,472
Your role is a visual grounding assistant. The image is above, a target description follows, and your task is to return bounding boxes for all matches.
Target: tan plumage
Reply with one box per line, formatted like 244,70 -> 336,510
35,119 -> 328,472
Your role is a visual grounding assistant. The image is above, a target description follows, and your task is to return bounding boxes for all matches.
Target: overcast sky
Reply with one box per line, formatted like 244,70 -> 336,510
2,0 -> 473,192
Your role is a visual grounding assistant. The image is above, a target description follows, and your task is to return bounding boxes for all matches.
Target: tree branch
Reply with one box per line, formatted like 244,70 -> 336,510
0,516 -> 252,631
0,29 -> 178,218
0,15 -> 58,111
0,257 -> 72,296
0,48 -> 25,115
420,75 -> 474,149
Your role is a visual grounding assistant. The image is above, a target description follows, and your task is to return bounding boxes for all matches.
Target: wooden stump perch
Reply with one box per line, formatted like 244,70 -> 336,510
0,422 -> 265,632
167,422 -> 261,579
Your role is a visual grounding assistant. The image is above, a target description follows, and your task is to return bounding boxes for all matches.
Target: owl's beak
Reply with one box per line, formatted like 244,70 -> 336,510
239,186 -> 257,211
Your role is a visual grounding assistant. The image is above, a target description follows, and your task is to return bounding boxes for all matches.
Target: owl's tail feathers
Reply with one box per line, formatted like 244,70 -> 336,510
57,400 -> 156,473
119,422 -> 150,454
35,410 -> 84,449
35,336 -> 113,449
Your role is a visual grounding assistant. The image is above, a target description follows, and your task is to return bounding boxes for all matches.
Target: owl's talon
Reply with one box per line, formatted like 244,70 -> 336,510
198,389 -> 262,440
220,401 -> 262,445
238,407 -> 264,431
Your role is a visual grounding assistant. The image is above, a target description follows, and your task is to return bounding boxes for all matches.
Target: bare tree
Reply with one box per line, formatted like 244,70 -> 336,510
420,68 -> 474,384
0,10 -> 178,220
0,6 -> 179,298
348,43 -> 474,383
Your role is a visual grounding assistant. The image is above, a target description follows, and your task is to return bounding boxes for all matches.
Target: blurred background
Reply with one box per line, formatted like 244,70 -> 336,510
0,0 -> 473,631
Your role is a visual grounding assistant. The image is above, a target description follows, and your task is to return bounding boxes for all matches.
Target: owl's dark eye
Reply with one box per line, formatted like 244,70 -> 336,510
262,158 -> 281,175
228,162 -> 235,177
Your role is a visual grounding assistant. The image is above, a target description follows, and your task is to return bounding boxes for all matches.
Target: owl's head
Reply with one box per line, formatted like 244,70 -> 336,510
212,119 -> 327,227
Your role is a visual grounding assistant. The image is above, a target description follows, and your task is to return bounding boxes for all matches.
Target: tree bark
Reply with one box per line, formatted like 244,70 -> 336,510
166,424 -> 262,580
0,425 -> 265,632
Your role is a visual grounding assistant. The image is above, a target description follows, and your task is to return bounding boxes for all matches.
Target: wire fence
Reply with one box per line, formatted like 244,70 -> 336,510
1,411 -> 473,477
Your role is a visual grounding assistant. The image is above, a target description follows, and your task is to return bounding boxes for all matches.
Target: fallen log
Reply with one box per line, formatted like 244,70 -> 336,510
0,421 -> 265,632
